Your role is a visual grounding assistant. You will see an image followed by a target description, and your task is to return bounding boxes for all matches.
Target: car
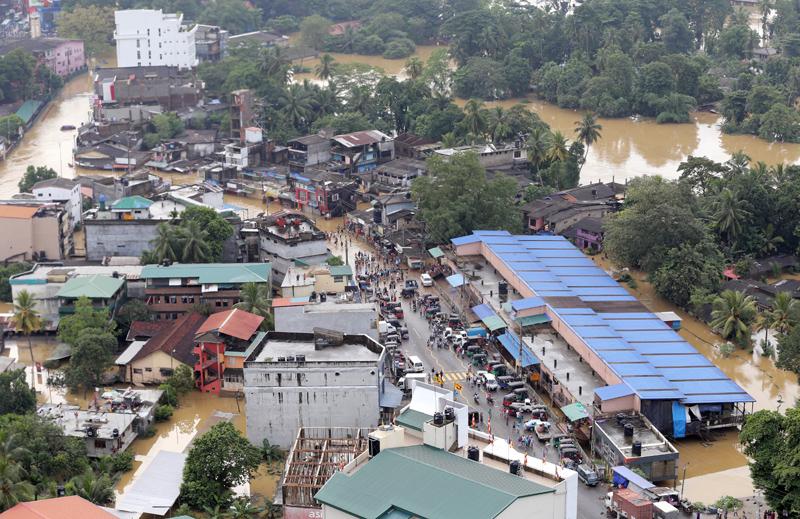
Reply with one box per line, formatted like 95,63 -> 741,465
420,273 -> 433,286
405,279 -> 419,289
576,464 -> 599,486
476,371 -> 498,391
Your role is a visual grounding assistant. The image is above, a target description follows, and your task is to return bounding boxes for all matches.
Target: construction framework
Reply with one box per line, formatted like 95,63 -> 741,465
281,427 -> 371,509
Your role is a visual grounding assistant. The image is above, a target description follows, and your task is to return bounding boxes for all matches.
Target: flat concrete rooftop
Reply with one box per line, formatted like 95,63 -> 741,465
595,414 -> 678,458
535,331 -> 603,407
253,339 -> 381,363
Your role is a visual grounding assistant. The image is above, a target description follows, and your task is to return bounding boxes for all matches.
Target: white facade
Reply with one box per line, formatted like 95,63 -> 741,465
114,9 -> 197,69
32,182 -> 82,230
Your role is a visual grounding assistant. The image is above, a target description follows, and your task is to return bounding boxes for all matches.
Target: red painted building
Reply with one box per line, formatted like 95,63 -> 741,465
194,308 -> 264,394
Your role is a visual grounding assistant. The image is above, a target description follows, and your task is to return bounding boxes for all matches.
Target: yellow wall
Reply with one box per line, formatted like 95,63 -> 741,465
128,351 -> 188,384
314,271 -> 347,293
0,217 -> 33,261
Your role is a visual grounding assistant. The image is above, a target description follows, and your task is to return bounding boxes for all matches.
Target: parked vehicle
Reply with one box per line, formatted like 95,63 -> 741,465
406,355 -> 424,373
401,288 -> 416,298
606,489 -> 653,519
398,373 -> 427,392
466,344 -> 483,357
420,273 -> 433,286
489,363 -> 508,376
576,464 -> 599,486
481,372 -> 499,391
472,353 -> 487,366
497,375 -> 517,390
653,501 -> 679,519
509,399 -> 536,414
405,280 -> 419,289
506,381 -> 524,391
558,446 -> 580,462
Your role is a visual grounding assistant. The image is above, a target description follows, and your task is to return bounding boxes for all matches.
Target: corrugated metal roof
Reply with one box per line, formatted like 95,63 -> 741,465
141,263 -> 271,284
196,309 -> 263,341
314,445 -> 552,519
395,409 -> 431,431
2,496 -> 117,519
594,383 -> 635,401
111,195 -> 153,210
56,275 -> 124,299
450,231 -> 755,405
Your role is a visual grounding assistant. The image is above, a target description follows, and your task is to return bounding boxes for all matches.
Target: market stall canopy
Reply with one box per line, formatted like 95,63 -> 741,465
497,331 -> 539,367
446,273 -> 466,288
428,247 -> 444,259
560,402 -> 590,422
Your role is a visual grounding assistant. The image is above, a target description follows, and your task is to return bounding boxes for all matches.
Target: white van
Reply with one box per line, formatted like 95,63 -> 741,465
420,273 -> 433,287
406,355 -> 424,373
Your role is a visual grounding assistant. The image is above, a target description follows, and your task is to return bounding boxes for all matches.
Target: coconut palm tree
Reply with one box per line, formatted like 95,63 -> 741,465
764,291 -> 798,335
526,127 -> 551,181
726,150 -> 751,176
712,188 -> 752,247
150,223 -> 179,262
179,220 -> 211,263
487,107 -> 512,143
259,46 -> 289,83
260,438 -> 285,463
710,290 -> 758,347
279,84 -> 313,131
546,131 -> 570,163
226,497 -> 264,519
574,113 -> 602,173
11,290 -> 40,367
441,132 -> 459,148
760,223 -> 784,256
263,497 -> 281,519
462,99 -> 487,140
66,470 -> 115,506
404,57 -> 424,81
0,456 -> 33,511
234,282 -> 272,330
759,0 -> 773,45
315,54 -> 335,81
313,85 -> 340,117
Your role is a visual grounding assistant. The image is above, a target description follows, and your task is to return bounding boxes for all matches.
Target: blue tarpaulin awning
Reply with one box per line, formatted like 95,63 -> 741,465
612,466 -> 655,491
497,332 -> 539,367
446,273 -> 466,287
472,304 -> 507,332
467,327 -> 487,337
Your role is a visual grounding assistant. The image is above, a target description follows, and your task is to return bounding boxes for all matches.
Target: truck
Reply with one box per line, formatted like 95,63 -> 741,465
652,501 -> 679,519
605,488 -> 653,519
398,373 -> 427,393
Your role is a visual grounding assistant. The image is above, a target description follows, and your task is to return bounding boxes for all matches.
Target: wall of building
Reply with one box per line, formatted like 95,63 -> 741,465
499,494 -> 556,519
115,10 -> 197,69
552,208 -> 608,234
11,281 -> 60,325
244,363 -> 381,447
32,185 -> 82,227
101,104 -> 163,123
85,219 -> 161,261
31,215 -> 62,260
597,395 -> 636,414
127,351 -> 184,384
50,40 -> 85,77
0,217 -> 34,262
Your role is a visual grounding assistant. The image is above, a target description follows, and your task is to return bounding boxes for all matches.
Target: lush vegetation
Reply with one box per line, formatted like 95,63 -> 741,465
0,49 -> 62,104
740,406 -> 800,513
141,206 -> 234,264
17,166 -> 57,193
56,5 -> 115,58
0,263 -> 31,302
142,112 -> 185,150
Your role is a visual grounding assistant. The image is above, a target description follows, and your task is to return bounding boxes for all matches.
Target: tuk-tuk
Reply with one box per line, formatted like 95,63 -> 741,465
552,434 -> 571,448
513,387 -> 529,400
401,287 -> 416,298
507,381 -> 524,391
466,344 -> 482,357
502,393 -> 517,407
489,363 -> 507,376
497,375 -> 515,389
472,353 -> 487,366
530,405 -> 549,421
448,314 -> 462,328
425,307 -> 440,318
559,446 -> 581,462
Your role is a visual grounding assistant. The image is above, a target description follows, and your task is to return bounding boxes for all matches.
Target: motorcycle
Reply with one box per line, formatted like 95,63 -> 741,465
473,393 -> 480,404
486,394 -> 495,406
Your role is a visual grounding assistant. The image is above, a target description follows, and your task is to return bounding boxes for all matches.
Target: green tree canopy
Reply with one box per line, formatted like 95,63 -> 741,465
64,329 -> 116,391
412,152 -> 520,244
58,297 -> 115,347
180,421 -> 261,510
0,370 -> 35,416
18,166 -> 56,193
651,240 -> 724,308
56,5 -> 114,57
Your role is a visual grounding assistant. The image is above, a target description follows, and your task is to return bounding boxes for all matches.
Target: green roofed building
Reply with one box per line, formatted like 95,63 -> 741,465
141,263 -> 271,320
56,274 -> 126,316
315,445 -> 556,519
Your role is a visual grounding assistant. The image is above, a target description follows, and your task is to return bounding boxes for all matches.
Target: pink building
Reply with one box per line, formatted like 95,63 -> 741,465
0,38 -> 85,78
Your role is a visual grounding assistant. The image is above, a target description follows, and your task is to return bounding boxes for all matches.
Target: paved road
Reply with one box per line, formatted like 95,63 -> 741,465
329,236 -> 608,518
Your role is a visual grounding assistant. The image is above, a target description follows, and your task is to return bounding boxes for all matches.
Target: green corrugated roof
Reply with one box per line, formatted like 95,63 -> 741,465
15,100 -> 42,124
482,315 -> 507,332
517,314 -> 552,327
56,274 -> 124,299
315,445 -> 553,519
140,263 -> 271,284
561,402 -> 589,422
328,264 -> 353,277
111,195 -> 153,210
428,247 -> 444,258
395,409 -> 431,432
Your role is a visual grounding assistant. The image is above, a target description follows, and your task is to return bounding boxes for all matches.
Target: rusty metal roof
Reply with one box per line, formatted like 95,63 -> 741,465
196,308 -> 264,341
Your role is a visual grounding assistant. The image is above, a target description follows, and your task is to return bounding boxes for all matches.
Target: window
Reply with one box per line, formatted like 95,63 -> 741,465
94,439 -> 106,449
169,296 -> 177,304
160,368 -> 174,377
136,39 -> 140,48
137,51 -> 141,59
133,368 -> 143,374
145,367 -> 152,372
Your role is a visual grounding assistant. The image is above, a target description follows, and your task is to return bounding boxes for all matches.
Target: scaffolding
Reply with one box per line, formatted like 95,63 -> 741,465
281,427 -> 371,509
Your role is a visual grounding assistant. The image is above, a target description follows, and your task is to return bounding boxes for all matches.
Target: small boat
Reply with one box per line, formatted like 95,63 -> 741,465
60,124 -> 76,131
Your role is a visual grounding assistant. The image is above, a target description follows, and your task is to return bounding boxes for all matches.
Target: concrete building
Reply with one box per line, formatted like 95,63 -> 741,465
592,412 -> 679,483
434,142 -> 526,169
313,383 -> 575,519
230,89 -> 254,143
0,203 -> 69,262
31,178 -> 82,228
243,330 -> 388,448
37,388 -> 162,457
372,158 -> 426,189
57,274 -> 126,318
93,66 -> 202,117
115,312 -> 205,384
194,308 -> 265,394
0,37 -> 85,77
114,9 -> 197,69
520,182 -> 624,234
194,24 -> 228,62
253,211 -> 328,283
330,130 -> 394,175
279,264 -> 354,298
287,134 -> 331,173
274,301 -> 378,340
10,263 -> 143,331
290,169 -> 359,217
141,263 -> 271,320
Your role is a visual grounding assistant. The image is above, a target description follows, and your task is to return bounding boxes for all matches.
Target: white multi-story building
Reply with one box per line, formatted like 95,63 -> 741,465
114,9 -> 197,69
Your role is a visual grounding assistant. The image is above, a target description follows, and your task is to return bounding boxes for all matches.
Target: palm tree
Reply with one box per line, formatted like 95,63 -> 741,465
441,132 -> 459,148
712,188 -> 752,246
462,99 -> 487,140
760,291 -> 799,346
313,86 -> 340,117
404,57 -> 424,81
226,497 -> 264,519
234,282 -> 272,329
487,107 -> 512,143
279,83 -> 313,131
726,151 -> 751,176
66,470 -> 115,506
11,290 -> 40,367
546,131 -> 570,163
0,457 -> 33,511
710,290 -> 758,347
574,113 -> 602,173
263,497 -> 281,519
259,46 -> 289,83
526,127 -> 551,182
759,0 -> 772,46
150,223 -> 179,262
203,504 -> 226,519
315,54 -> 335,81
179,220 -> 211,263
760,223 -> 784,256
